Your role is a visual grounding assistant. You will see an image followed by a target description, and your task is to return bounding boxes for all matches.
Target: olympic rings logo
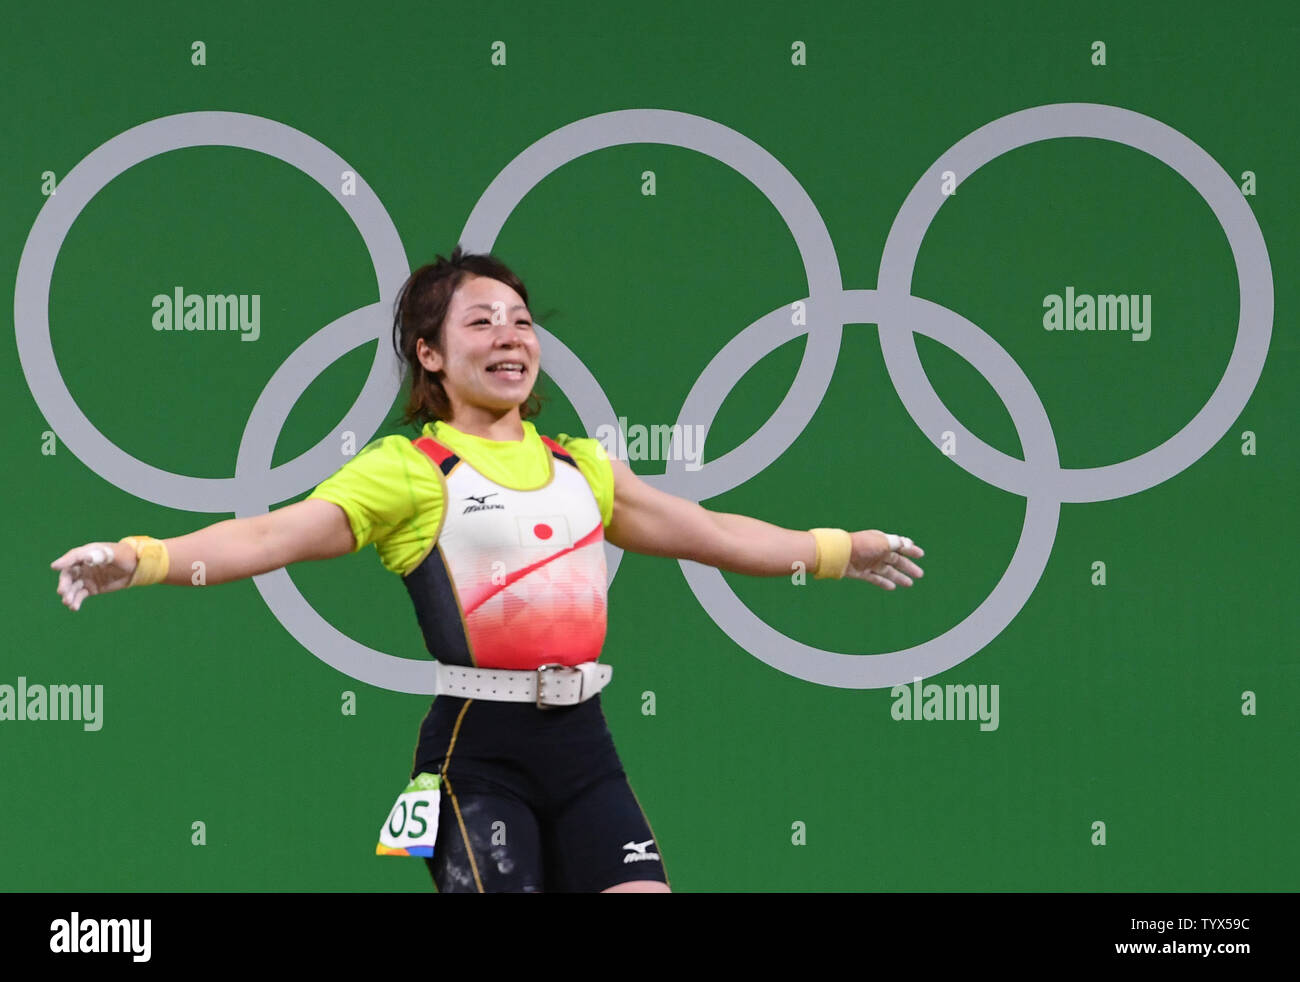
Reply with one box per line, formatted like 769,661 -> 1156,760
15,105 -> 1272,692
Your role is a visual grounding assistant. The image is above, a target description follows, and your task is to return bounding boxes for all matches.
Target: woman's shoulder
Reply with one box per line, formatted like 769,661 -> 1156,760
548,431 -> 614,526
352,432 -> 428,463
549,431 -> 611,466
317,432 -> 445,487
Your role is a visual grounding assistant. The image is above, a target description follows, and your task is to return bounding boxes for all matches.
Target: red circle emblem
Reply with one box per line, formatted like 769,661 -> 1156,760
533,523 -> 553,540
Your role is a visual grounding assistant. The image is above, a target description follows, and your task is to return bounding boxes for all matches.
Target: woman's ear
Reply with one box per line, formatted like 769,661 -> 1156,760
416,338 -> 443,373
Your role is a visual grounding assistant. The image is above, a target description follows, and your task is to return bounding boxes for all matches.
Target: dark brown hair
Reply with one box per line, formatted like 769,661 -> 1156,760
391,245 -> 546,428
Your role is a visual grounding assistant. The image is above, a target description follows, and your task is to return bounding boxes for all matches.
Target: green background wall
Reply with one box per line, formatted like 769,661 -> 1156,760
4,0 -> 1295,891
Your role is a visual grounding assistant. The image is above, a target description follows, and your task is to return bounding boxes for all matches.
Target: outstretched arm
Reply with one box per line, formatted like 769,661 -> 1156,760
603,457 -> 924,589
50,498 -> 356,611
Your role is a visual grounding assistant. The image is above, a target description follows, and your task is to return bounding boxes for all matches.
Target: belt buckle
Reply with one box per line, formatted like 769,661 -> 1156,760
536,663 -> 581,709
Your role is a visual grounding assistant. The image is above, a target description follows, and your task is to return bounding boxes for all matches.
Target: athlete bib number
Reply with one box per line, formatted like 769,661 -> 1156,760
375,772 -> 441,857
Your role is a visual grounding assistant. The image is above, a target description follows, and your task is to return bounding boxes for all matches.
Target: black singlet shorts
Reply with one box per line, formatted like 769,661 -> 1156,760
411,692 -> 669,893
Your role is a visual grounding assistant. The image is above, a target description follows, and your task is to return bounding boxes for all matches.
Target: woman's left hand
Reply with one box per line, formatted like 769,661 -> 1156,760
846,531 -> 925,590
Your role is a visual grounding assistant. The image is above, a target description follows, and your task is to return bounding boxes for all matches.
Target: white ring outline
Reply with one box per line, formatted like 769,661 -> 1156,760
16,105 -> 1272,691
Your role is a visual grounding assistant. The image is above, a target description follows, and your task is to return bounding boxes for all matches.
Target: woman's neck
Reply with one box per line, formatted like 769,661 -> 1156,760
442,407 -> 526,442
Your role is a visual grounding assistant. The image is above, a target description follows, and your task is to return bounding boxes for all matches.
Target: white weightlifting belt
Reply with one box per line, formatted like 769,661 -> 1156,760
431,661 -> 612,708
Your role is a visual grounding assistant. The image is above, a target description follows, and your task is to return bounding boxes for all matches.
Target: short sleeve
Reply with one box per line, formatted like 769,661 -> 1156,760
555,433 -> 615,528
306,435 -> 444,575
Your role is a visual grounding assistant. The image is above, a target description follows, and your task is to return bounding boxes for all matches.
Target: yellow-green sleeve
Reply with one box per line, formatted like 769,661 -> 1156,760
556,433 -> 615,528
305,435 -> 444,576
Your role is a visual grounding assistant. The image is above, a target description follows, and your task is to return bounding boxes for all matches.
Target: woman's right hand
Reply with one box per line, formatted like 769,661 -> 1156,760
50,542 -> 138,611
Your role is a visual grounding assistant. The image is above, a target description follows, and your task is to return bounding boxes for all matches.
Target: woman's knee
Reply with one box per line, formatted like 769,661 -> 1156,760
600,879 -> 671,893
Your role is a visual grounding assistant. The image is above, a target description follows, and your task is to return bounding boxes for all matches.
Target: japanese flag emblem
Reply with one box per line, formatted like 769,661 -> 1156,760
516,515 -> 573,548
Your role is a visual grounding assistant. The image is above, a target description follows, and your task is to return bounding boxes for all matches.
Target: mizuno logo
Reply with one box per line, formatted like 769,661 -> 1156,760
622,839 -> 661,864
462,492 -> 505,513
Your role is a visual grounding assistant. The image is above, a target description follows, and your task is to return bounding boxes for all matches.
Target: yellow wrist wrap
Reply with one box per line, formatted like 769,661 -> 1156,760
809,528 -> 852,579
119,535 -> 170,587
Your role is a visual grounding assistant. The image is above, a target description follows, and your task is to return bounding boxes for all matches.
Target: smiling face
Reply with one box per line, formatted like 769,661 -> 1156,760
416,273 -> 541,427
